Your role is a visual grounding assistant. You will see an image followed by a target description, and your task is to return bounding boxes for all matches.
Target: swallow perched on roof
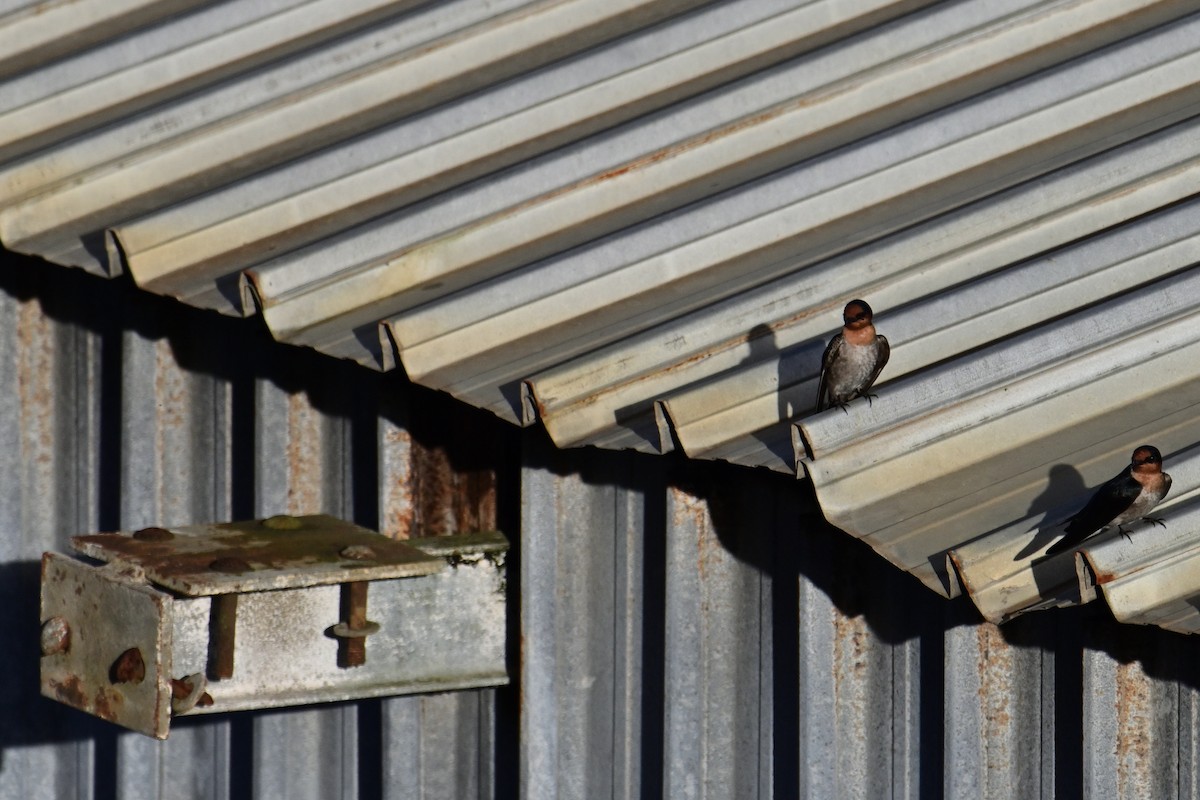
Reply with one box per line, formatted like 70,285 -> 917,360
815,299 -> 890,412
1045,445 -> 1171,555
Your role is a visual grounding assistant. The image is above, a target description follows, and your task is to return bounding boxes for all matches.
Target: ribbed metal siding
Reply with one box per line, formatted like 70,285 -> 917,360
0,248 -> 504,799
3,251 -> 1200,798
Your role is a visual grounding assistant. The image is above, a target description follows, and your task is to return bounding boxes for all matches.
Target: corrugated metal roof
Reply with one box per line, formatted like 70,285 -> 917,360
5,0 -> 1200,630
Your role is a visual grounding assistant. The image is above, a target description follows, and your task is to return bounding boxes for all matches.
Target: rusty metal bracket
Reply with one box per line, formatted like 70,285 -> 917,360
41,515 -> 509,738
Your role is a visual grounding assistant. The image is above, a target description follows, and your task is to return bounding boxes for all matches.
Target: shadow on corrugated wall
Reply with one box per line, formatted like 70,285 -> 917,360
4,247 -> 1200,799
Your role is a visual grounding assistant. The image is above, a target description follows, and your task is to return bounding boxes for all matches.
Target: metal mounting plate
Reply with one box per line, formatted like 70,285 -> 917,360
40,552 -> 172,738
71,514 -> 443,596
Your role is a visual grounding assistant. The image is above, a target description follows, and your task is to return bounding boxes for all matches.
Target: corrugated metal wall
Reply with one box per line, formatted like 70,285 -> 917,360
3,247 -> 1200,799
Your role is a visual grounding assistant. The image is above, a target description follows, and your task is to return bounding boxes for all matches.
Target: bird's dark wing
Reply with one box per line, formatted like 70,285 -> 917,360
863,334 -> 890,393
1162,473 -> 1173,501
815,334 -> 843,412
1046,467 -> 1140,555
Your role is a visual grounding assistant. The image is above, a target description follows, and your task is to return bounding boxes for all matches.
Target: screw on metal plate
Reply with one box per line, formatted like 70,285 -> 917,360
339,544 -> 376,561
170,673 -> 209,715
132,527 -> 174,542
40,616 -> 71,656
262,514 -> 303,530
328,581 -> 380,668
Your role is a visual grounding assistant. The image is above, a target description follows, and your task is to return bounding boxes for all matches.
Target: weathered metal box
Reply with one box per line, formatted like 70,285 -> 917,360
40,515 -> 508,738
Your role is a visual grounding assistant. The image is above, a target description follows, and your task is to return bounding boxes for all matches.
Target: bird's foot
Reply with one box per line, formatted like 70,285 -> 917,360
863,392 -> 879,408
1118,526 -> 1132,543
1142,515 -> 1167,529
836,401 -> 850,415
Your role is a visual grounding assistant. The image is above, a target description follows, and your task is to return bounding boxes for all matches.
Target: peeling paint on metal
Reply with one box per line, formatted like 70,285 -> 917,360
379,413 -> 415,539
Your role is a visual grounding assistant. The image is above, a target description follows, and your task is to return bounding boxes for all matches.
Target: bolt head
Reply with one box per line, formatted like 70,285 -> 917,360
339,545 -> 376,560
40,616 -> 71,656
132,527 -> 174,542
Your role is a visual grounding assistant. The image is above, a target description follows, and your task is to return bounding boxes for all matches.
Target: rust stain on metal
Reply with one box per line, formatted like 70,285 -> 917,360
92,685 -> 124,721
668,486 -> 711,578
171,674 -> 210,715
133,527 -> 174,542
832,605 -> 871,733
1094,569 -> 1120,585
976,622 -> 1014,775
379,417 -> 415,539
48,675 -> 87,708
414,444 -> 454,536
337,581 -> 370,668
287,390 -> 326,515
834,611 -> 870,674
155,336 -> 187,436
410,438 -> 497,537
170,677 -> 193,701
110,647 -> 146,684
73,520 -> 433,586
1115,660 -> 1152,794
534,96 -> 798,206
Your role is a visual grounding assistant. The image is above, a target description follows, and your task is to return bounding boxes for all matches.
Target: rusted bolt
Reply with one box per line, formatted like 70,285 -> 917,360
40,616 -> 71,656
330,581 -> 379,668
209,557 -> 252,574
262,514 -> 302,530
339,544 -> 375,560
132,527 -> 174,542
170,673 -> 208,715
110,648 -> 145,684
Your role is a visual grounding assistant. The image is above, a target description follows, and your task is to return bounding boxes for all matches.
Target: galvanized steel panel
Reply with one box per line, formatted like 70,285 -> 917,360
520,442 -> 656,798
11,0 -> 1200,792
662,484 -> 772,799
6,247 -> 1200,797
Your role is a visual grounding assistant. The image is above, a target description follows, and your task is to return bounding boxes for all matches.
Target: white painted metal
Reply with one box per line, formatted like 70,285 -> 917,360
113,0 -> 934,301
0,0 -> 421,164
366,0 -> 1199,376
2,0 -> 701,268
0,0 -> 207,80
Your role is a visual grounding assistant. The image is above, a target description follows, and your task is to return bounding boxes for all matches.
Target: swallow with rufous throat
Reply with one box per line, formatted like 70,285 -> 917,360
1045,445 -> 1171,555
815,299 -> 890,412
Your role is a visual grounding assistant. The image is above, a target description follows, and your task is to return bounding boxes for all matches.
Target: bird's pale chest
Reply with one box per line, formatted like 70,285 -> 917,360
829,340 -> 879,394
1110,472 -> 1168,526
